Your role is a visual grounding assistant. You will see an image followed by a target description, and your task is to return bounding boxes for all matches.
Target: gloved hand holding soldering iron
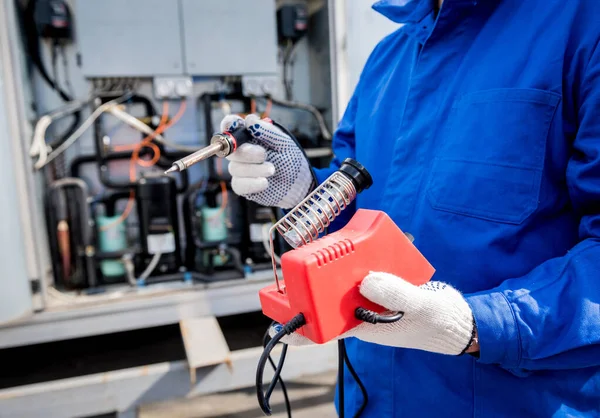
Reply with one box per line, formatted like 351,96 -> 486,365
219,114 -> 478,356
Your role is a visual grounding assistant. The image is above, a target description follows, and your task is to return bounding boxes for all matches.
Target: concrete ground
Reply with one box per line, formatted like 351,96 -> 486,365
139,371 -> 338,418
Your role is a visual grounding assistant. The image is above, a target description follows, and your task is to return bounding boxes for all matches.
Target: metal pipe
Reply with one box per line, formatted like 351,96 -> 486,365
70,151 -> 189,193
49,178 -> 97,287
165,142 -> 224,174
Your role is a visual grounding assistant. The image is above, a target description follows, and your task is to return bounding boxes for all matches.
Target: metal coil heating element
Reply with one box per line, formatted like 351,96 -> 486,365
268,158 -> 372,291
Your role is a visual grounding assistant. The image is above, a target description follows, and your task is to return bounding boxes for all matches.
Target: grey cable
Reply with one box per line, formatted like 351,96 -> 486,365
138,252 -> 162,282
154,137 -> 200,152
122,254 -> 137,287
107,106 -> 201,152
36,94 -> 131,169
265,96 -> 333,140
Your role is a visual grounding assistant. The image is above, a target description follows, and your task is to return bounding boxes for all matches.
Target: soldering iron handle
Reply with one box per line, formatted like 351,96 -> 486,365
224,126 -> 254,156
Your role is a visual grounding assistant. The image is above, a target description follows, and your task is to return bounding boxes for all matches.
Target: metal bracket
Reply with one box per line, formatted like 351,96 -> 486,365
179,317 -> 231,385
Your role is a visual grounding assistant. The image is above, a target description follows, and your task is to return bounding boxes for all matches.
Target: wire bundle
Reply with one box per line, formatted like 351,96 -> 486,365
100,101 -> 188,231
256,314 -> 306,416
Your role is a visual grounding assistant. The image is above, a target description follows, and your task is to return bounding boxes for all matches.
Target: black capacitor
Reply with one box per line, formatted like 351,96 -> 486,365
136,175 -> 182,275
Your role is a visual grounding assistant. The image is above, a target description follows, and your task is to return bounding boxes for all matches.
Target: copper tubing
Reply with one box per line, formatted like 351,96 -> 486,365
57,220 -> 71,282
50,178 -> 96,287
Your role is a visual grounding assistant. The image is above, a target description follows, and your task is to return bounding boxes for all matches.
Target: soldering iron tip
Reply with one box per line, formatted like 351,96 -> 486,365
164,166 -> 179,175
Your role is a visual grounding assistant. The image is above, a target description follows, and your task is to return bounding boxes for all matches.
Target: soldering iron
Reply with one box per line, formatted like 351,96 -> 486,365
164,126 -> 253,174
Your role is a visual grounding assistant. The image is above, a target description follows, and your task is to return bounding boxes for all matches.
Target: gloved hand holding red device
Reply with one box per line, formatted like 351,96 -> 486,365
223,115 -> 477,356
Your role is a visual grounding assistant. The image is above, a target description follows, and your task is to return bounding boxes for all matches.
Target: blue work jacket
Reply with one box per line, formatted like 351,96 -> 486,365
314,0 -> 600,416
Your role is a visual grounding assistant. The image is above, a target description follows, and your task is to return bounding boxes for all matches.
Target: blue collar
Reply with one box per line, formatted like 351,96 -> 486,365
372,0 -> 434,24
372,0 -> 481,23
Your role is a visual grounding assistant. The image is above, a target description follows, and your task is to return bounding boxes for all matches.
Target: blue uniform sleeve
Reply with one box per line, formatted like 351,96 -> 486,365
465,45 -> 600,372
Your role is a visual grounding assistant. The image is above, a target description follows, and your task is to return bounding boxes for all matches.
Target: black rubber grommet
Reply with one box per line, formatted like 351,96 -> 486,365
339,158 -> 373,193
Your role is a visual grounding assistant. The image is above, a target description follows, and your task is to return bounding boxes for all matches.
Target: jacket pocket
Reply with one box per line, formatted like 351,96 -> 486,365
427,88 -> 560,224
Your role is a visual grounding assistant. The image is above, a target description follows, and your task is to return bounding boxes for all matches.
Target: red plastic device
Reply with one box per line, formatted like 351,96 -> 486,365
259,209 -> 435,344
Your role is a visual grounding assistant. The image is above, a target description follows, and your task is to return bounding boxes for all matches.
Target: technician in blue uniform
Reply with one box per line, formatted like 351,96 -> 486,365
221,0 -> 600,416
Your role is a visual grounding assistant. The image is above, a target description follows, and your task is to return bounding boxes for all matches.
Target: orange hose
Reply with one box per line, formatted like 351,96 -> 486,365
113,103 -> 171,152
100,101 -> 187,231
205,158 -> 229,219
219,181 -> 228,210
136,142 -> 161,167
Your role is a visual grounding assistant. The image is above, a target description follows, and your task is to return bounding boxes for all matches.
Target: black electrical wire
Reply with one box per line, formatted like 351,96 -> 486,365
338,340 -> 346,418
19,0 -> 81,150
338,308 -> 404,417
51,40 -> 59,92
48,40 -> 79,153
355,308 -> 404,324
256,314 -> 306,415
21,0 -> 71,101
262,326 -> 292,418
340,340 -> 369,418
256,318 -> 379,418
282,41 -> 299,101
59,44 -> 74,98
267,97 -> 333,141
264,343 -> 288,403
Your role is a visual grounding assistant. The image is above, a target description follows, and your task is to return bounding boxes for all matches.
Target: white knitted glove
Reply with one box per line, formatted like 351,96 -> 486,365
221,114 -> 314,209
271,272 -> 475,355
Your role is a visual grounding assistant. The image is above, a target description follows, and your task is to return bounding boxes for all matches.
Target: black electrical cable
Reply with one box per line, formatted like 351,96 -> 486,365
264,343 -> 288,403
48,40 -> 79,152
340,340 -> 369,418
19,0 -> 81,150
256,313 -> 306,415
256,309 -> 401,417
282,41 -> 298,101
21,0 -> 71,101
337,309 -> 404,417
51,40 -> 59,92
355,308 -> 404,324
257,317 -> 381,418
338,340 -> 346,418
262,326 -> 292,418
59,44 -> 74,98
266,97 -> 333,141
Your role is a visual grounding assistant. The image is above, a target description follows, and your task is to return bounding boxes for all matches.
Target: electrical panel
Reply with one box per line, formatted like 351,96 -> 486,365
77,0 -> 184,77
180,0 -> 278,75
76,0 -> 277,78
